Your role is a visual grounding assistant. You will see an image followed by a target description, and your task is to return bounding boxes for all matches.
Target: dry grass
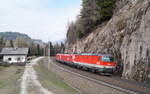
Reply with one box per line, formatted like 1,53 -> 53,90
0,66 -> 24,94
34,58 -> 82,94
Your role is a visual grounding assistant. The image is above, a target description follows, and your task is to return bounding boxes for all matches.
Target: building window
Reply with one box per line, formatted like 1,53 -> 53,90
17,57 -> 21,61
8,58 -> 12,61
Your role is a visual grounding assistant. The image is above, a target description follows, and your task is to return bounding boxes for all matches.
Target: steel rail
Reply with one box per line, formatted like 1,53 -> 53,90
51,62 -> 139,94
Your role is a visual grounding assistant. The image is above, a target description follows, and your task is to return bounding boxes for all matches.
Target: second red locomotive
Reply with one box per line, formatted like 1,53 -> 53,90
56,53 -> 117,74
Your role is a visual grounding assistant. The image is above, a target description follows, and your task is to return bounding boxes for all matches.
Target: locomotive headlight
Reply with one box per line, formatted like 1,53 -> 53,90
97,62 -> 100,65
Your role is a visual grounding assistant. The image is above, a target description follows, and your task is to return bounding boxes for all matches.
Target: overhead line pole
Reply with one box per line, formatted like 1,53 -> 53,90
48,42 -> 51,69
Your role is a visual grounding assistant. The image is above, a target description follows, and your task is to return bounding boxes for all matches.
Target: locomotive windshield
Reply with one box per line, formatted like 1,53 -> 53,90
102,56 -> 114,62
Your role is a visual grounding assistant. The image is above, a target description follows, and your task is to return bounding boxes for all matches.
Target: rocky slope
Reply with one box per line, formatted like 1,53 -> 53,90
65,0 -> 150,82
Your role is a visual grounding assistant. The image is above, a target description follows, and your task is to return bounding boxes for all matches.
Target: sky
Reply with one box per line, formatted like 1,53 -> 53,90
0,0 -> 81,42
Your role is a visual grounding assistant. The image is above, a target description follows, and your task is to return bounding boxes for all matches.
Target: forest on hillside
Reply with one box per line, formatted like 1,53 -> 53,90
0,32 -> 65,56
67,0 -> 116,44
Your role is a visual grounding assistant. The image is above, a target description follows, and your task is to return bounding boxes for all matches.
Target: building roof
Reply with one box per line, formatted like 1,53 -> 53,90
0,48 -> 29,55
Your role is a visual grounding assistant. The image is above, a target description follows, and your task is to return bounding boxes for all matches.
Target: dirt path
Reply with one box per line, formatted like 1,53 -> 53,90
20,57 -> 53,94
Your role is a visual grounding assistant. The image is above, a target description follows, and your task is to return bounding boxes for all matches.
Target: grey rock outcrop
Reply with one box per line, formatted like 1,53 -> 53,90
65,0 -> 150,82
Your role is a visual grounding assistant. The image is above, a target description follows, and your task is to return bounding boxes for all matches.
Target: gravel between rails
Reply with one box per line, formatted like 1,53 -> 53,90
49,58 -> 150,94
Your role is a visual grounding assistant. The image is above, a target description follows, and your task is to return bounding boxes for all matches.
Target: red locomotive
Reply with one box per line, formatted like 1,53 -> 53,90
55,53 -> 117,74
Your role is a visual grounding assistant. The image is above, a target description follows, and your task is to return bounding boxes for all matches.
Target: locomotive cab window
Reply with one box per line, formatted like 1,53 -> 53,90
102,56 -> 114,62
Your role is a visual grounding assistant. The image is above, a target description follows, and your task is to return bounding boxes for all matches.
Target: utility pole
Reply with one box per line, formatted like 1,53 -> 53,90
48,42 -> 51,69
43,47 -> 45,56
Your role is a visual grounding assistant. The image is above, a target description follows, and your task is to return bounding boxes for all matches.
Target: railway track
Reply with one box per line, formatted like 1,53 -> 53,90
50,59 -> 150,94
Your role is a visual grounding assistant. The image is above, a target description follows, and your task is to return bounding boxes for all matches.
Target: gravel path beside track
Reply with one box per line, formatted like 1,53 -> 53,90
21,57 -> 53,94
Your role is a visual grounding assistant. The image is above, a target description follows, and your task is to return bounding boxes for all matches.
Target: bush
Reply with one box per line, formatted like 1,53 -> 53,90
97,0 -> 116,22
117,18 -> 126,31
77,30 -> 84,39
66,0 -> 116,43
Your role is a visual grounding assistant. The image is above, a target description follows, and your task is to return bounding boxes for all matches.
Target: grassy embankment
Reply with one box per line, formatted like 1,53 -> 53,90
34,58 -> 82,94
0,65 -> 24,94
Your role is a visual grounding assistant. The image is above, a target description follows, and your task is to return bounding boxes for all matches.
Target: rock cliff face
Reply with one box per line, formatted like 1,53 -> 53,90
65,0 -> 150,82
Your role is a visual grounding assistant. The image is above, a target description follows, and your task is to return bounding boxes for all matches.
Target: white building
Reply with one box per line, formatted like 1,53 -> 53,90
0,48 -> 29,64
